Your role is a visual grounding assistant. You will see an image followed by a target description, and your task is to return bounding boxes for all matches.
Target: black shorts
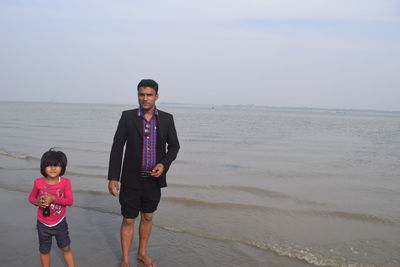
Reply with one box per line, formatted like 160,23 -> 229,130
119,178 -> 161,218
37,218 -> 71,254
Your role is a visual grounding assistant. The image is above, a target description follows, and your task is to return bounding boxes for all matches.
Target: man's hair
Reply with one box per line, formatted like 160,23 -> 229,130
137,79 -> 158,93
40,148 -> 68,177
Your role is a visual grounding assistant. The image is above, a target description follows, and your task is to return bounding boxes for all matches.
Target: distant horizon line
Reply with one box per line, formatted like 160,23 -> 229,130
1,100 -> 399,114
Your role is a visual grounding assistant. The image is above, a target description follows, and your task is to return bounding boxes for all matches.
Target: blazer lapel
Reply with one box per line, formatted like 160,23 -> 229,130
132,111 -> 143,138
156,111 -> 167,140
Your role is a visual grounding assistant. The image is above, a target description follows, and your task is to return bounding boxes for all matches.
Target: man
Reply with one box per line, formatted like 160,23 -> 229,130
108,79 -> 180,267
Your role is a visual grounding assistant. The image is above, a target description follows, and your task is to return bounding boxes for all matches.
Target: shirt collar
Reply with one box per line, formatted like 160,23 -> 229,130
137,106 -> 158,117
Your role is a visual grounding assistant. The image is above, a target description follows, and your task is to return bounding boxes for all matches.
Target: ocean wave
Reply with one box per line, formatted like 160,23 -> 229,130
163,196 -> 280,211
0,148 -> 107,174
309,210 -> 399,225
73,204 -> 119,215
363,186 -> 400,196
168,183 -> 323,205
0,186 -> 388,266
1,146 -> 107,160
0,167 -> 37,171
72,200 -> 385,266
0,166 -> 106,181
0,185 -> 110,198
169,183 -> 289,198
63,146 -> 108,154
173,159 -> 190,165
155,224 -> 377,267
73,164 -> 108,170
181,138 -> 223,143
0,167 -> 106,179
1,182 -> 396,227
0,185 -> 29,193
223,164 -> 243,169
73,189 -> 108,195
0,149 -> 39,160
11,182 -> 400,226
162,196 -> 400,226
65,171 -> 105,179
0,125 -> 23,129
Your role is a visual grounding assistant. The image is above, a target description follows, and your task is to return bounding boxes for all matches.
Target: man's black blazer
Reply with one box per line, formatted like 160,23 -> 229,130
108,109 -> 180,188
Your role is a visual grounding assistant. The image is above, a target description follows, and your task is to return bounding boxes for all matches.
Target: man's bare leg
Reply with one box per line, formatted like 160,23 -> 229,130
120,217 -> 136,267
137,212 -> 157,267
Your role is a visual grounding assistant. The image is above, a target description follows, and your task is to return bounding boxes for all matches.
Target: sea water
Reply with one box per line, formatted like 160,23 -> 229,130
1,101 -> 399,266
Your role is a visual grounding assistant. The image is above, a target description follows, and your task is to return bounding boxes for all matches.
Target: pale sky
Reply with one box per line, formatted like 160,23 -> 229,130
1,0 -> 399,110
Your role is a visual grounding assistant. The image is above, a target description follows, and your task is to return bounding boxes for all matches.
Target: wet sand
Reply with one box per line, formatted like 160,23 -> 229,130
1,188 -> 310,267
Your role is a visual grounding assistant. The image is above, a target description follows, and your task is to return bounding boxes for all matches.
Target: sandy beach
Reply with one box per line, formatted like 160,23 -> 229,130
1,188 -> 310,267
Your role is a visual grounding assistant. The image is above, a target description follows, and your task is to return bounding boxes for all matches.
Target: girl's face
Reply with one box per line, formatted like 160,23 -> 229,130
45,165 -> 62,179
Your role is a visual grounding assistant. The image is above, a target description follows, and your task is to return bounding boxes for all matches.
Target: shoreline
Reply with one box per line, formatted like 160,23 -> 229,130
1,188 -> 310,267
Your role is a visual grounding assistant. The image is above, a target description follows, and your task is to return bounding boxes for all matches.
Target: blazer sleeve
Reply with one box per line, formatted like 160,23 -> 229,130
108,112 -> 127,181
159,114 -> 180,172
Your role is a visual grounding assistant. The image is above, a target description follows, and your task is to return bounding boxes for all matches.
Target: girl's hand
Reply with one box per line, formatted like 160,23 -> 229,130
41,194 -> 56,206
36,196 -> 47,208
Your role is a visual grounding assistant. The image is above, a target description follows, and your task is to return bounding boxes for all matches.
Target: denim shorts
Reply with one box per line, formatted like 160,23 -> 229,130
37,218 -> 71,254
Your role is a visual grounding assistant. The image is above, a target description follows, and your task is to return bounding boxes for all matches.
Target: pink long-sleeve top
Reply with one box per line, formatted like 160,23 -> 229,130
28,177 -> 73,226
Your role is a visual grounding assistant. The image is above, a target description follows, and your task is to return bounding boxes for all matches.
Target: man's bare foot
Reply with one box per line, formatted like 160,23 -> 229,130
137,254 -> 157,267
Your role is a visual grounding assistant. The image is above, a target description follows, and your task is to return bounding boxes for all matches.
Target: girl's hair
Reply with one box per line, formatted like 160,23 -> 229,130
40,149 -> 68,177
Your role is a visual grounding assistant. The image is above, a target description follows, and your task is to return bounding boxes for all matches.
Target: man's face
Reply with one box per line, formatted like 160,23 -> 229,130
138,86 -> 158,111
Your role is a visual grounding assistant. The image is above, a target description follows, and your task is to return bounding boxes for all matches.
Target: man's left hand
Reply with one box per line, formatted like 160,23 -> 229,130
151,163 -> 165,178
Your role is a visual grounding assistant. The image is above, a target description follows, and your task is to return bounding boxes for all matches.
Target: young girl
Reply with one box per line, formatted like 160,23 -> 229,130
28,149 -> 75,267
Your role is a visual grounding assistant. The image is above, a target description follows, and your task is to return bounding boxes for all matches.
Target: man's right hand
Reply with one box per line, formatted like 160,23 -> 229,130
108,180 -> 120,196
